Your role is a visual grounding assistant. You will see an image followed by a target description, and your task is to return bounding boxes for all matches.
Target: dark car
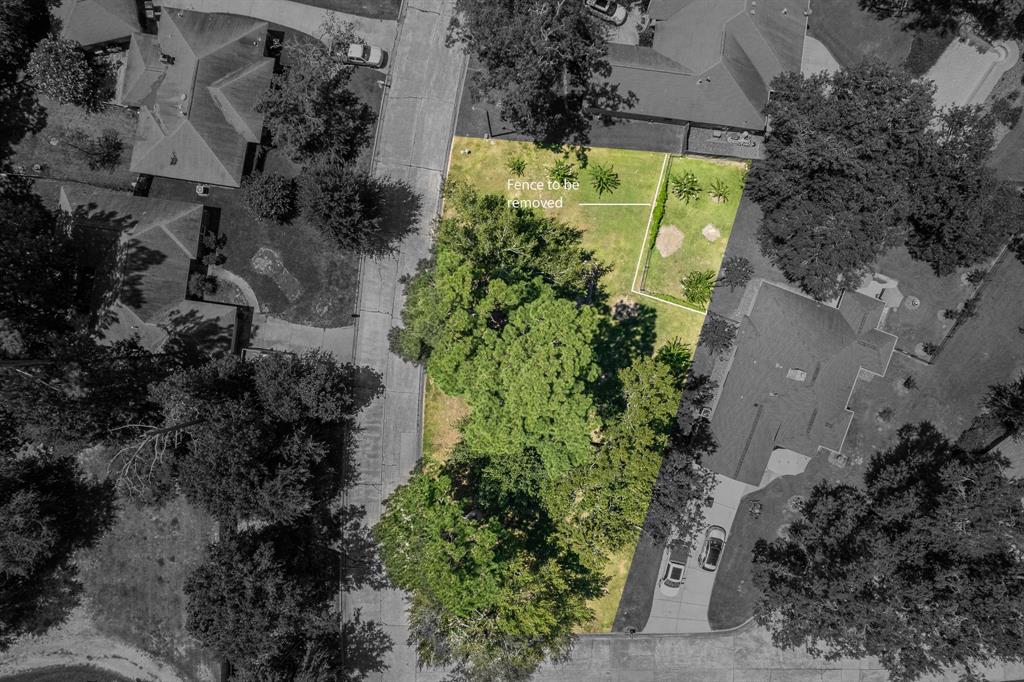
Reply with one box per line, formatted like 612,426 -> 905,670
698,525 -> 726,571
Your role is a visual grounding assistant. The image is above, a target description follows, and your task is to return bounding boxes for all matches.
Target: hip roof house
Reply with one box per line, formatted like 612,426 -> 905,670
55,0 -> 142,49
60,185 -> 244,354
601,0 -> 808,131
119,9 -> 275,187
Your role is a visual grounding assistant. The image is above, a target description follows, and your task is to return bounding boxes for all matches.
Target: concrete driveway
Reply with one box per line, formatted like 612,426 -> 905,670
643,473 -> 757,633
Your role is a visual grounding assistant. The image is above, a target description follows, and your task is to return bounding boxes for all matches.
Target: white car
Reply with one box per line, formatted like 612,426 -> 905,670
585,0 -> 628,25
698,525 -> 727,572
346,43 -> 386,67
658,546 -> 688,597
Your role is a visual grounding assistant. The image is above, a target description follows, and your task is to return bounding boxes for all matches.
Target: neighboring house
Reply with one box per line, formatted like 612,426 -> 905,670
118,10 -> 275,187
600,0 -> 808,133
54,0 -> 142,51
706,282 -> 896,488
60,185 -> 247,354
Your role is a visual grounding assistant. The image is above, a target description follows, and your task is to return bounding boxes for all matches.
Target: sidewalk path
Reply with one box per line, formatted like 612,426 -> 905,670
161,0 -> 397,49
342,0 -> 467,679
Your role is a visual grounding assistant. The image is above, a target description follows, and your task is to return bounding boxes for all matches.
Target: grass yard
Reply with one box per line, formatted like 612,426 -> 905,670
8,97 -> 136,190
579,547 -> 633,633
147,173 -> 361,328
77,496 -> 218,681
447,137 -> 706,349
0,667 -> 133,682
421,376 -> 469,468
642,156 -> 747,310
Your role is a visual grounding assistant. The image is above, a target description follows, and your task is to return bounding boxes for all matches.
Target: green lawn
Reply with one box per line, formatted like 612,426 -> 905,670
447,137 -> 705,349
421,376 -> 469,469
643,156 -> 748,310
8,97 -> 136,190
578,547 -> 632,633
0,666 -> 133,682
77,496 -> 218,681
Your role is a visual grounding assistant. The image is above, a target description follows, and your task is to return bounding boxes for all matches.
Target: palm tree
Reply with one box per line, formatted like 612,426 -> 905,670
670,171 -> 701,204
709,178 -> 730,203
588,163 -> 620,196
984,372 -> 1024,439
681,269 -> 717,307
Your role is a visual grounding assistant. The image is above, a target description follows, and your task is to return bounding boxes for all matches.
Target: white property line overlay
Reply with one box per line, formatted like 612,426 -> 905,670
579,202 -> 652,206
628,154 -> 708,318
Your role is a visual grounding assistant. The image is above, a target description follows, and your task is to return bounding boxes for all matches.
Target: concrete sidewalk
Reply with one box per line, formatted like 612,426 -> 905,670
161,0 -> 397,49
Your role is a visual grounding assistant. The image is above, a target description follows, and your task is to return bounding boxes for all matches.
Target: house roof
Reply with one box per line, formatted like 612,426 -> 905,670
55,0 -> 140,47
59,185 -> 204,324
122,10 -> 274,187
604,0 -> 807,130
707,284 -> 895,486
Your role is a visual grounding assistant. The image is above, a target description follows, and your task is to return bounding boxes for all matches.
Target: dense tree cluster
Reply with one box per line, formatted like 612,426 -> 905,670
449,0 -> 635,146
860,0 -> 1024,41
256,17 -> 385,252
749,60 -> 1023,299
0,419 -> 116,649
378,183 -> 714,680
753,423 -> 1024,681
25,36 -> 105,109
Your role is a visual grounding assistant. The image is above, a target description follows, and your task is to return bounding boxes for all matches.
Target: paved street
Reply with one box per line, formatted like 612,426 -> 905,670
340,0 -> 467,679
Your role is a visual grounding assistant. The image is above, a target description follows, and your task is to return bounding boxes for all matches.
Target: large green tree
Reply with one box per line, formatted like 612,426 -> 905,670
375,473 -> 601,682
26,37 -> 103,109
127,352 -> 377,519
749,60 -> 1021,299
860,0 -> 1024,41
752,422 -> 1024,681
1,428 -> 116,648
298,162 -> 382,253
984,371 -> 1024,439
257,19 -> 375,164
449,0 -> 634,146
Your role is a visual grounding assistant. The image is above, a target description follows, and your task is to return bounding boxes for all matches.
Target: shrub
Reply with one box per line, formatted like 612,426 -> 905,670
681,270 -> 717,307
241,172 -> 297,223
708,178 -> 730,203
187,273 -> 218,298
588,162 -> 620,196
26,37 -> 100,108
966,268 -> 987,285
903,376 -> 918,390
505,156 -> 527,177
547,158 -> 576,185
649,166 -> 671,240
990,94 -> 1023,128
942,308 -> 960,320
719,256 -> 754,290
877,406 -> 895,423
670,171 -> 701,204
699,314 -> 737,356
201,232 -> 227,267
922,342 -> 939,356
299,163 -> 382,252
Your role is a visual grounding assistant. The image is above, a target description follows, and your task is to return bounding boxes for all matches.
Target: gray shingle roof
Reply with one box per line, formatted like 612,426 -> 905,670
708,284 -> 895,486
55,0 -> 140,47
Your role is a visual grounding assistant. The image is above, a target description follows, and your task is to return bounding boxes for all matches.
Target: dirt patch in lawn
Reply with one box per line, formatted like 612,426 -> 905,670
251,247 -> 304,303
655,225 -> 683,257
702,224 -> 721,241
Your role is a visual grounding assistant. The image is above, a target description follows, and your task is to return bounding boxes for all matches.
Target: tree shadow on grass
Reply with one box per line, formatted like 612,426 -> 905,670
365,176 -> 423,257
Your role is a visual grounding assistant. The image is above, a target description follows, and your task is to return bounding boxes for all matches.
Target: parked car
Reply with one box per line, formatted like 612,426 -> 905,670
658,545 -> 689,597
698,526 -> 726,571
585,0 -> 628,25
345,43 -> 386,67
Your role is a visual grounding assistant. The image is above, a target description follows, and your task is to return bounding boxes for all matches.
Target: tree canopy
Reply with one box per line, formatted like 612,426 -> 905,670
449,0 -> 635,146
378,186 -> 707,679
752,422 -> 1024,681
749,60 -> 1022,299
1,429 -> 116,648
126,351 -> 378,520
860,0 -> 1024,41
257,19 -> 375,165
26,37 -> 102,108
